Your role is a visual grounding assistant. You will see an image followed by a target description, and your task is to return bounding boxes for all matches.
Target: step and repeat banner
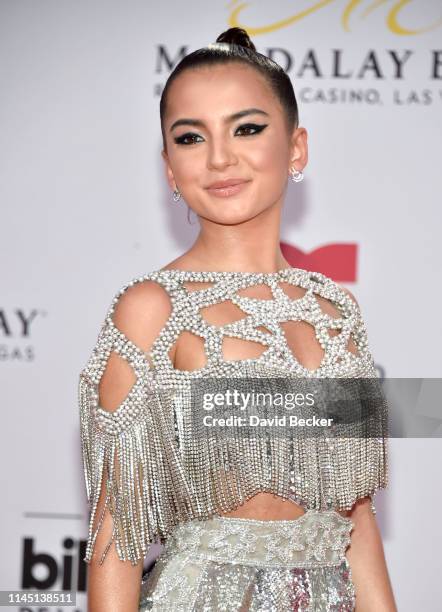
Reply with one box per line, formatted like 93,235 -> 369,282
1,1 -> 441,610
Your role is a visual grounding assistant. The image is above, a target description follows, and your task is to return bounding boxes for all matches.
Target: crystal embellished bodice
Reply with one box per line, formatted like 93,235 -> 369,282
78,267 -> 389,566
140,267 -> 375,380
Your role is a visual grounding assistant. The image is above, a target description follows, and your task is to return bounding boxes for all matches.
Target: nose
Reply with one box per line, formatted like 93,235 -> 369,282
206,136 -> 238,171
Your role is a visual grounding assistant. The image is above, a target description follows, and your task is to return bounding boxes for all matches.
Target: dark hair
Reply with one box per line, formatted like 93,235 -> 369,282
160,27 -> 299,151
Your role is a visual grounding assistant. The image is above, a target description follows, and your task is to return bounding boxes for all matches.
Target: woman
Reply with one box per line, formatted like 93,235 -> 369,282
79,27 -> 396,611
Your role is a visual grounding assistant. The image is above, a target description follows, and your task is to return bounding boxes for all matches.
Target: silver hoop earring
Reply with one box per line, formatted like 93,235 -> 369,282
289,166 -> 304,183
172,188 -> 181,202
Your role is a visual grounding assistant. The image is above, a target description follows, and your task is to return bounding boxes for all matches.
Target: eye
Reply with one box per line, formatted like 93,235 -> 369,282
235,123 -> 268,136
174,132 -> 204,146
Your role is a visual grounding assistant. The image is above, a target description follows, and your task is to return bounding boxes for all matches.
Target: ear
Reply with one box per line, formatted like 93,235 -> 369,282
161,149 -> 177,191
289,127 -> 308,173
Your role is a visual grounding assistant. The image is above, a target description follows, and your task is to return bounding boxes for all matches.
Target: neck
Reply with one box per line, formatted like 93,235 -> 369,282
178,201 -> 290,274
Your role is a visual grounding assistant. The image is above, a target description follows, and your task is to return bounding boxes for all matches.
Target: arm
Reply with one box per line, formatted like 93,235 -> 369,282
87,494 -> 144,611
345,497 -> 397,612
81,280 -> 172,612
339,285 -> 396,611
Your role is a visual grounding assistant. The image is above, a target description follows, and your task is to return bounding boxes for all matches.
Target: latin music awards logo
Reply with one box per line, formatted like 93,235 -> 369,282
280,241 -> 357,281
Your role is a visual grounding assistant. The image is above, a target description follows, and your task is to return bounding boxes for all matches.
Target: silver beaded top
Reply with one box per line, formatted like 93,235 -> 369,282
78,267 -> 389,565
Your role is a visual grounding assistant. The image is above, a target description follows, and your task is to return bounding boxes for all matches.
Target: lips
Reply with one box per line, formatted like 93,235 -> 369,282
206,178 -> 248,190
205,178 -> 251,198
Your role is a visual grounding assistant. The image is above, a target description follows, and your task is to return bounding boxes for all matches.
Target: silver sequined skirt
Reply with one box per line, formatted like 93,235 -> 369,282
139,509 -> 356,611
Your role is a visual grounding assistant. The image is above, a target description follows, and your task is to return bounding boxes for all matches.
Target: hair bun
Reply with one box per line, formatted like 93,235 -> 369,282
215,27 -> 256,52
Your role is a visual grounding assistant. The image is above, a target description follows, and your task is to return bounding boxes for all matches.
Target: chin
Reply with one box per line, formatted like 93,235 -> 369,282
200,203 -> 267,226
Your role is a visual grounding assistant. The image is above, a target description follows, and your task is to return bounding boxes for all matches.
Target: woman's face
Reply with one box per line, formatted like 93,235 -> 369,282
162,62 -> 307,225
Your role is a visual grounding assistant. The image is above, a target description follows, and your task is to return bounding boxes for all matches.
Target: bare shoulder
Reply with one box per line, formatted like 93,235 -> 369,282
109,276 -> 173,349
338,284 -> 359,307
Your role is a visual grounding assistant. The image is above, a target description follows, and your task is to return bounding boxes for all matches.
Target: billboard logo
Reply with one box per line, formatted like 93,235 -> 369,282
21,537 -> 87,592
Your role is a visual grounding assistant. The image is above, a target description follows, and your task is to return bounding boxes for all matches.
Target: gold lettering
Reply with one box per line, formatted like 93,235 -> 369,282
344,0 -> 442,34
228,0 -> 441,36
387,0 -> 442,35
228,0 -> 336,36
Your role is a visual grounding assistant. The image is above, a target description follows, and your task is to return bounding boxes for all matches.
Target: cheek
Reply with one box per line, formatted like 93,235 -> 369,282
248,137 -> 289,187
168,153 -> 203,192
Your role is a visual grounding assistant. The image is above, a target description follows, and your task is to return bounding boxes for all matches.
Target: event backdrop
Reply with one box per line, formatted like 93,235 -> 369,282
1,1 -> 441,610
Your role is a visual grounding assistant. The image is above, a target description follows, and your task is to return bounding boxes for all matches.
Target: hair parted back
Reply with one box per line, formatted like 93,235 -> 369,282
160,27 -> 299,151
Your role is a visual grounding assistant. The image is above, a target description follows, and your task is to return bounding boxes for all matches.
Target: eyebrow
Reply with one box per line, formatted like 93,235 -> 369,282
169,108 -> 270,132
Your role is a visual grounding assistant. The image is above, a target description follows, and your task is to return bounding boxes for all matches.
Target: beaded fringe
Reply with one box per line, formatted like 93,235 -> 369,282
79,358 -> 388,566
79,369 -> 198,566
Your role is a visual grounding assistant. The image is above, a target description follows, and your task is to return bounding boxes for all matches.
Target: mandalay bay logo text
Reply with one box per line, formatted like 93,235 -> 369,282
154,2 -> 442,107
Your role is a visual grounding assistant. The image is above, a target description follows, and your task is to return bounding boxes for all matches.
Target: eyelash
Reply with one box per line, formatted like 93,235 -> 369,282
174,123 -> 268,145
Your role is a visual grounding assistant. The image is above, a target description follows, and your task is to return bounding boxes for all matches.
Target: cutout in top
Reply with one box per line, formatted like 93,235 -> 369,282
98,351 -> 137,412
99,279 -> 173,413
237,283 -> 274,300
200,300 -> 248,327
222,336 -> 267,361
277,281 -> 307,302
170,330 -> 207,371
280,320 -> 325,371
183,280 -> 215,292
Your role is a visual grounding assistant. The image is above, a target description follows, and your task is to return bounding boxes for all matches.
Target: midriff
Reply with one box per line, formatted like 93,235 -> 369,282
217,492 -> 350,520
